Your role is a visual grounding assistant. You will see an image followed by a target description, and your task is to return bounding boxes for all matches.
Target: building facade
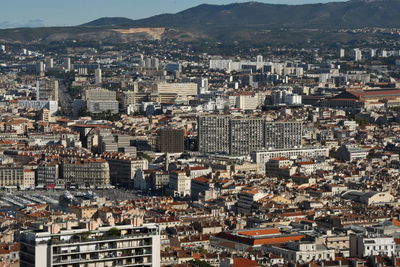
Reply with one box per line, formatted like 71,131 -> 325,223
19,224 -> 160,267
62,159 -> 110,187
198,115 -> 303,155
159,128 -> 184,153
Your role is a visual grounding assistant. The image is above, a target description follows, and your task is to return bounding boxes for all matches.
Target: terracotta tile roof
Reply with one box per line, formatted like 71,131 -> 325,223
238,228 -> 280,236
233,258 -> 260,267
392,219 -> 400,227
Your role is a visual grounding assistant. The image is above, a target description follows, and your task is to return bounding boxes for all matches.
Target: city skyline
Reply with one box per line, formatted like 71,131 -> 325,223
1,0 -> 345,28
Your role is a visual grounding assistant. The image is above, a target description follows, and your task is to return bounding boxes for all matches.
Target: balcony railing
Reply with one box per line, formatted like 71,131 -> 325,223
45,231 -> 156,246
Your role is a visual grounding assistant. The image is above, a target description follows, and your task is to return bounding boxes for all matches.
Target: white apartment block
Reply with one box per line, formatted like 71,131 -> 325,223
350,235 -> 396,258
251,147 -> 329,173
20,224 -> 160,267
264,242 -> 335,263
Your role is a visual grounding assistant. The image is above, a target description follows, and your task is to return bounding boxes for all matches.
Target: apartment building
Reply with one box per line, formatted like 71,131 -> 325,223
337,144 -> 368,161
104,156 -> 148,187
37,79 -> 59,102
85,88 -> 119,114
99,133 -> 137,156
350,235 -> 396,258
230,118 -> 265,155
61,159 -> 110,187
0,166 -> 35,189
36,162 -> 62,188
198,115 -> 303,155
250,147 -> 329,173
167,171 -> 191,198
120,91 -> 149,108
148,170 -> 170,190
264,242 -> 335,263
198,115 -> 230,154
264,121 -> 303,150
237,189 -> 267,214
19,224 -> 160,267
152,82 -> 197,97
265,157 -> 295,178
159,128 -> 185,153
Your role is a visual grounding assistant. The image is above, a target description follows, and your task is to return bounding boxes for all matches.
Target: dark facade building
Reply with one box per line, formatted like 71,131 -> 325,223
159,128 -> 184,153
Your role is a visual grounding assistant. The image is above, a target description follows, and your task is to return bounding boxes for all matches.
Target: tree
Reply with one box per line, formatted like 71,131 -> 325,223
106,227 -> 120,237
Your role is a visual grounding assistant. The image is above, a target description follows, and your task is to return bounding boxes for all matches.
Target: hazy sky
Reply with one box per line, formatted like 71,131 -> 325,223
0,0 -> 345,28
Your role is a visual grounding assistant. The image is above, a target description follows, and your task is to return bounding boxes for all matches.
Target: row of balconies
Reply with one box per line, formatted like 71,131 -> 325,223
53,252 -> 152,265
53,240 -> 152,255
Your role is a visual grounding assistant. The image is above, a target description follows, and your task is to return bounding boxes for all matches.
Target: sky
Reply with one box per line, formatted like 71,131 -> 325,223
0,0 -> 345,28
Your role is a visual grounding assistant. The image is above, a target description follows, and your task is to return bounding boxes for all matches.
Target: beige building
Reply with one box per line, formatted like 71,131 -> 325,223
105,156 -> 148,186
121,91 -> 149,107
167,171 -> 191,197
0,166 -> 35,188
265,158 -> 295,178
152,82 -> 197,97
62,159 -> 110,187
68,205 -> 98,220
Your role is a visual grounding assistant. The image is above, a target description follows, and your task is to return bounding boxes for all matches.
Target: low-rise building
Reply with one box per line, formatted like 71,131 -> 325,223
350,235 -> 396,258
264,241 -> 335,263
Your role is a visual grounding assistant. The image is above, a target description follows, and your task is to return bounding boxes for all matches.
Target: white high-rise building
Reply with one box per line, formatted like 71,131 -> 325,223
197,77 -> 209,94
354,48 -> 362,61
264,121 -> 303,150
198,115 -> 303,155
45,57 -> 54,69
286,94 -> 302,105
64,57 -> 71,71
370,49 -> 376,58
95,67 -> 102,84
339,48 -> 345,58
150,58 -> 159,70
0,45 -> 5,52
144,58 -> 152,68
381,50 -> 388,57
36,61 -> 45,74
256,55 -> 264,69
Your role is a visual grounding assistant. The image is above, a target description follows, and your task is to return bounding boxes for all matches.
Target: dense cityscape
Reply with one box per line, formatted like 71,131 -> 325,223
1,1 -> 400,266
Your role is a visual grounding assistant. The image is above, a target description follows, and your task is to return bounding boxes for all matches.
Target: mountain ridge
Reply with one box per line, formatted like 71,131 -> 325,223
2,0 -> 400,44
82,0 -> 400,29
